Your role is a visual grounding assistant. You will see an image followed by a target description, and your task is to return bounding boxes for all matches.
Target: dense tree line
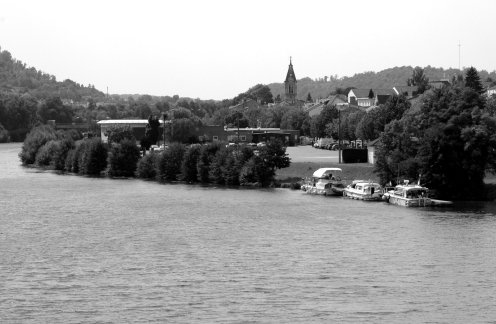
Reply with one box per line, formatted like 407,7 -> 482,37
20,124 -> 291,187
374,67 -> 496,200
138,140 -> 290,186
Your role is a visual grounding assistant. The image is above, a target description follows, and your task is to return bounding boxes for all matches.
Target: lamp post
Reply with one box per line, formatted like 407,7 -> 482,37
162,112 -> 167,146
336,103 -> 348,164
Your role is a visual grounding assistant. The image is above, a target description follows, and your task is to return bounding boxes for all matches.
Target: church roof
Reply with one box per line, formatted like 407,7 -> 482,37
285,58 -> 296,83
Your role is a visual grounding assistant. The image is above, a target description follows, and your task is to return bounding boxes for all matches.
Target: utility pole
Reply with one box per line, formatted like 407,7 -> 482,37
338,108 -> 341,164
162,113 -> 167,146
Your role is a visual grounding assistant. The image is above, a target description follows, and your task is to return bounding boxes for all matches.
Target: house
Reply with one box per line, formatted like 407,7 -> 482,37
428,79 -> 450,89
393,85 -> 418,98
348,89 -> 374,107
487,85 -> 496,97
348,89 -> 394,108
373,89 -> 395,105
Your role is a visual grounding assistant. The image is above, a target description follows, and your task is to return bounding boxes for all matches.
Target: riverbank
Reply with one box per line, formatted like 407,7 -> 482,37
275,161 -> 378,184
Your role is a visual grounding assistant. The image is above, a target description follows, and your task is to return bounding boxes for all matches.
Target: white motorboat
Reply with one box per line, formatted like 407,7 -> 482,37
382,181 -> 432,207
343,180 -> 383,201
301,168 -> 346,196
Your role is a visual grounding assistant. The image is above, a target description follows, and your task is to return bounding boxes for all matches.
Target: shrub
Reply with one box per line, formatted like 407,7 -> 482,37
70,141 -> 86,173
137,152 -> 159,179
221,153 -> 240,186
197,142 -> 222,183
209,147 -> 229,185
181,144 -> 201,182
107,139 -> 141,177
157,142 -> 185,181
239,156 -> 261,186
19,125 -> 58,165
239,154 -> 276,187
35,140 -> 59,166
64,149 -> 76,172
52,138 -> 75,170
78,138 -> 108,175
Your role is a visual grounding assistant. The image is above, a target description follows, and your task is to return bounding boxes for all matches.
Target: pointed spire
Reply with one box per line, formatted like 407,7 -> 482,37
285,57 -> 296,82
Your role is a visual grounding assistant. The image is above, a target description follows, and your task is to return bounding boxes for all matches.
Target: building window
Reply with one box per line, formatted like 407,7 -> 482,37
240,135 -> 246,141
213,136 -> 218,141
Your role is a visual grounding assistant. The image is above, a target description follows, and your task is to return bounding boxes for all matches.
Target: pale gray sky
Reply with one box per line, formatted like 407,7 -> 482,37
1,0 -> 495,100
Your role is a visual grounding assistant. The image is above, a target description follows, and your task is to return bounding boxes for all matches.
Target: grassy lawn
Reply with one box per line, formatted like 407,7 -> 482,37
275,161 -> 377,184
275,146 -> 378,184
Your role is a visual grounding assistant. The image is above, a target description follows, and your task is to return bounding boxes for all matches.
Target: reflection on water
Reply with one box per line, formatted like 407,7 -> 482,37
1,143 -> 496,323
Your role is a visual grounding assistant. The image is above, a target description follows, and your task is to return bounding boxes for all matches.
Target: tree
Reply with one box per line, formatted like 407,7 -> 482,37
104,125 -> 136,145
465,66 -> 484,94
77,138 -> 108,176
197,142 -> 222,183
145,115 -> 160,145
157,143 -> 186,181
306,92 -> 313,102
225,110 -> 249,128
408,66 -> 429,94
37,96 -> 73,123
107,138 -> 141,177
181,144 -> 201,183
19,125 -> 59,165
374,85 -> 496,200
310,105 -> 338,138
280,107 -> 310,132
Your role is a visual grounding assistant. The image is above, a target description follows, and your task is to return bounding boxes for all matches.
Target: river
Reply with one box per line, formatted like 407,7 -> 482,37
1,143 -> 496,323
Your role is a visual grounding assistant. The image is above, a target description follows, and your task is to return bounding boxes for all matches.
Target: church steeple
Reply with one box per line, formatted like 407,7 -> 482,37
284,57 -> 297,104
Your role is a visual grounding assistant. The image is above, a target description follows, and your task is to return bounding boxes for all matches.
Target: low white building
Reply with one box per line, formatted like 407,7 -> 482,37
97,119 -> 164,143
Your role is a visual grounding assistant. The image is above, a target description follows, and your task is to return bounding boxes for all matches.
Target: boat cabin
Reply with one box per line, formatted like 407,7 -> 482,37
393,185 -> 428,199
312,168 -> 342,181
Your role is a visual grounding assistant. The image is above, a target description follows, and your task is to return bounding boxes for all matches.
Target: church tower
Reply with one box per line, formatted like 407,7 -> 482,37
284,57 -> 297,104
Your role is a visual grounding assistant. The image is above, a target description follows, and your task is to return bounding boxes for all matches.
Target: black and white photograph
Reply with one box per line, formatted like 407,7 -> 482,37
1,0 -> 496,322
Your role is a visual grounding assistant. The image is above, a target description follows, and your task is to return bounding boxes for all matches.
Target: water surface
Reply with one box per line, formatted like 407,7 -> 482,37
1,143 -> 496,323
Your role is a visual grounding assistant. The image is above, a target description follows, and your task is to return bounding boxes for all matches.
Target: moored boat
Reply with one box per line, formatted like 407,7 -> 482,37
382,181 -> 432,207
301,168 -> 346,196
343,180 -> 383,201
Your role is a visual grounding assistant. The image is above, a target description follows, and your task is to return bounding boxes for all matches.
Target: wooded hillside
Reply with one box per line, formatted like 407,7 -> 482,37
0,47 -> 105,101
268,66 -> 496,100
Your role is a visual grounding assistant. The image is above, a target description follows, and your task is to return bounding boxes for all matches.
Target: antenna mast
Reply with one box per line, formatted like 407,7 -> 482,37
458,41 -> 461,71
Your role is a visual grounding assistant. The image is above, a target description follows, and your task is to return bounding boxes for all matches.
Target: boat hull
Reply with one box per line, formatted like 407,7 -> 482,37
386,195 -> 432,207
343,190 -> 382,201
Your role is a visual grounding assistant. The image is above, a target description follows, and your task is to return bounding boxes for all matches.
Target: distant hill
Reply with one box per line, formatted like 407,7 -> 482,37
0,47 -> 105,101
268,66 -> 496,100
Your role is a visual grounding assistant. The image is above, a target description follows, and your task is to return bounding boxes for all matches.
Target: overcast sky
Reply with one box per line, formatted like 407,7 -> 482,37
1,0 -> 495,100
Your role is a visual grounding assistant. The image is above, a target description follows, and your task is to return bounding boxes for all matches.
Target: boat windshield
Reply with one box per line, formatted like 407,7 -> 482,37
405,188 -> 428,198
